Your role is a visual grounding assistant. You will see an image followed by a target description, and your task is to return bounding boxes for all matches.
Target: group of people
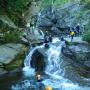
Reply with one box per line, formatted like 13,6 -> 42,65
43,23 -> 80,45
34,24 -> 81,90
43,24 -> 80,45
68,24 -> 80,42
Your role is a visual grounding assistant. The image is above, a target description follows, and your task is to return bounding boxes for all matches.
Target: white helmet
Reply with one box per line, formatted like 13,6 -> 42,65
26,23 -> 30,27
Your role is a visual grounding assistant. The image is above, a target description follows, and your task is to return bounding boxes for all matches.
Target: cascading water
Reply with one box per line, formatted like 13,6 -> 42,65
42,38 -> 90,90
11,37 -> 90,90
45,40 -> 63,75
41,38 -> 80,90
23,45 -> 44,77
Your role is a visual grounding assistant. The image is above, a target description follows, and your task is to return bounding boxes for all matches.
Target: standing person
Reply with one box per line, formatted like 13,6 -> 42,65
67,25 -> 71,36
44,31 -> 48,43
44,31 -> 49,48
72,27 -> 77,37
48,35 -> 52,42
75,24 -> 80,36
44,34 -> 49,48
70,31 -> 75,42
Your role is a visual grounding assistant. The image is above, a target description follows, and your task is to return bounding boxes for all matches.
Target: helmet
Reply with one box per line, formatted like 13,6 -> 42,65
26,23 -> 30,27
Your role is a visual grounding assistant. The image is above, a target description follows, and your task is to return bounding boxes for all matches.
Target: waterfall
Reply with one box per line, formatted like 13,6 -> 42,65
23,44 -> 44,77
21,37 -> 89,90
45,39 -> 63,75
41,38 -> 81,90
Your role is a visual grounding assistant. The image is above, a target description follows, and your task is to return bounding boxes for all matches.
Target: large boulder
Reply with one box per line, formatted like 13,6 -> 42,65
0,44 -> 23,64
37,17 -> 53,27
0,43 -> 28,75
51,26 -> 62,35
61,43 -> 90,77
68,43 -> 90,67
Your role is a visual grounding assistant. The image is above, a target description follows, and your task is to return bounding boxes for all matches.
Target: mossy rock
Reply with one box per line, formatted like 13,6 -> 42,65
5,45 -> 28,71
0,45 -> 28,71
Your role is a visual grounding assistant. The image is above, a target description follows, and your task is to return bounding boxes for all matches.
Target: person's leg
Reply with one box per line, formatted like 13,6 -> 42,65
71,36 -> 73,42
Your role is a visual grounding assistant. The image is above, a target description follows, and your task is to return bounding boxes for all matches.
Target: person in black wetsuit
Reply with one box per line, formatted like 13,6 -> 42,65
61,36 -> 68,47
44,31 -> 49,48
48,35 -> 52,42
75,24 -> 80,36
36,74 -> 44,90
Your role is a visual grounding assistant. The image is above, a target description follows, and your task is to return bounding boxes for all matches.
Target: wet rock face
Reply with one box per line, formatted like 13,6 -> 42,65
37,1 -> 90,36
37,6 -> 58,27
61,43 -> 90,78
0,43 -> 27,76
22,26 -> 44,45
0,44 -> 23,64
37,6 -> 69,35
62,43 -> 90,67
30,49 -> 46,72
68,44 -> 90,67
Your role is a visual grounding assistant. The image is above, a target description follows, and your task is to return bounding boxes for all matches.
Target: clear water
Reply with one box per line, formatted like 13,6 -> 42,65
0,38 -> 90,90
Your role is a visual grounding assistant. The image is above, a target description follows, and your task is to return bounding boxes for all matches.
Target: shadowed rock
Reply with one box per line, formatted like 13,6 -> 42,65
30,49 -> 46,72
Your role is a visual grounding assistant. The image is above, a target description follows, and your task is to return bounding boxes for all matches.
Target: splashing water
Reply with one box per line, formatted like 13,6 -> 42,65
12,37 -> 90,90
23,44 -> 44,77
45,37 -> 65,75
42,38 -> 90,90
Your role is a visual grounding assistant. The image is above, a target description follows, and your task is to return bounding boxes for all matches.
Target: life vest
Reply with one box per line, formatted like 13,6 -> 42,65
70,31 -> 75,36
45,86 -> 52,90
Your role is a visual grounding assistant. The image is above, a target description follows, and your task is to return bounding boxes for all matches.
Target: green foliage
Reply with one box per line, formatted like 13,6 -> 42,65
80,0 -> 90,9
3,30 -> 21,43
41,0 -> 52,8
0,0 -> 32,27
7,12 -> 25,27
82,22 -> 90,43
7,0 -> 32,26
54,0 -> 72,7
8,0 -> 31,13
83,30 -> 90,43
7,12 -> 18,23
41,0 -> 73,9
0,0 -> 32,13
80,0 -> 90,4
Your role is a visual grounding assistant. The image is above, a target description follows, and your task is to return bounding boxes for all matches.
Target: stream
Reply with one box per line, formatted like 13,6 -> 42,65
0,38 -> 90,90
